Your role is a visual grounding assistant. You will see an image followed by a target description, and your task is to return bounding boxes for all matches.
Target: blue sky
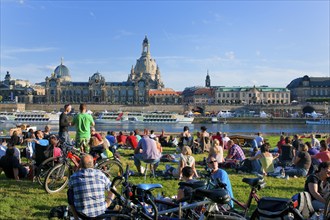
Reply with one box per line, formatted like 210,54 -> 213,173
1,0 -> 329,91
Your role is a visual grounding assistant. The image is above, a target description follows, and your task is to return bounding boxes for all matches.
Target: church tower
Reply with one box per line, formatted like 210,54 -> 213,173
128,36 -> 164,89
205,70 -> 211,87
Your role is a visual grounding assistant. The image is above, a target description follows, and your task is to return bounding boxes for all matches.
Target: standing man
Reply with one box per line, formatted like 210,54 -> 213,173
59,104 -> 72,144
68,154 -> 115,219
72,104 -> 95,153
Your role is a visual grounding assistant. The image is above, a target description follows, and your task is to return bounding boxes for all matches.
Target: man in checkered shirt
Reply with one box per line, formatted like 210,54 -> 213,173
68,154 -> 115,219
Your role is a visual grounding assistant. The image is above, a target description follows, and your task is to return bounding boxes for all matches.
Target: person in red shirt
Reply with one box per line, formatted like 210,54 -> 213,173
276,135 -> 285,154
116,131 -> 127,147
126,131 -> 138,149
90,127 -> 103,146
212,131 -> 223,146
312,140 -> 330,162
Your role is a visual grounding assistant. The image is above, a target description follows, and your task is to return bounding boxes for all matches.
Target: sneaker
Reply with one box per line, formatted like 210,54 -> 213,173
276,174 -> 285,179
285,175 -> 290,180
293,175 -> 298,178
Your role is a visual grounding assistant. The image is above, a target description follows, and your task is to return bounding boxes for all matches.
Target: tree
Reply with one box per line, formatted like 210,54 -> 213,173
0,95 -> 2,102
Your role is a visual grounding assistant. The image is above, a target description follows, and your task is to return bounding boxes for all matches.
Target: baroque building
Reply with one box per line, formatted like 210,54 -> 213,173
286,75 -> 330,103
0,71 -> 44,103
215,86 -> 290,104
44,36 -> 170,105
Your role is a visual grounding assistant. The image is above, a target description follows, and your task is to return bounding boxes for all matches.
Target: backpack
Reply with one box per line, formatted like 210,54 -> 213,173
292,191 -> 314,218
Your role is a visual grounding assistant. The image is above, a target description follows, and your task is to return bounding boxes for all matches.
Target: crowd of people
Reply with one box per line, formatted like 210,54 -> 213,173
0,103 -> 330,219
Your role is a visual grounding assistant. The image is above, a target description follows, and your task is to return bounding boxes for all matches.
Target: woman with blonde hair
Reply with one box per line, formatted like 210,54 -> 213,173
209,139 -> 224,163
166,145 -> 199,179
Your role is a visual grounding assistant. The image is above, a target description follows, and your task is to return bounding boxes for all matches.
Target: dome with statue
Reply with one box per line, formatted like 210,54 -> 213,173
54,59 -> 71,81
128,36 -> 164,89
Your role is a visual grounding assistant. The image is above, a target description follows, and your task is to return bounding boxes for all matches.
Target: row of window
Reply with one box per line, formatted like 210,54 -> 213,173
216,93 -> 289,98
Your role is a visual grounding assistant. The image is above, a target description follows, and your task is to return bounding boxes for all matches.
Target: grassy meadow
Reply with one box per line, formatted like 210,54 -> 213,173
0,135 -> 324,219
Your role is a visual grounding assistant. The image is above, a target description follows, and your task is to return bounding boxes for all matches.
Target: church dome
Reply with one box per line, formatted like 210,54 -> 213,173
54,64 -> 70,78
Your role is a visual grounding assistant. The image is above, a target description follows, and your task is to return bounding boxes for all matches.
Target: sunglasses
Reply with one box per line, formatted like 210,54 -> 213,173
208,160 -> 217,164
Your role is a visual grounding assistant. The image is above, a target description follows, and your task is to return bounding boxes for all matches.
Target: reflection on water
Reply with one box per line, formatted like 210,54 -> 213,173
1,122 -> 329,135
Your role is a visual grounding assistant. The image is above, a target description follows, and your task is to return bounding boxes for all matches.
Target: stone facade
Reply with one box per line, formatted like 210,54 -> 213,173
287,75 -> 330,103
44,36 -> 171,105
215,86 -> 290,105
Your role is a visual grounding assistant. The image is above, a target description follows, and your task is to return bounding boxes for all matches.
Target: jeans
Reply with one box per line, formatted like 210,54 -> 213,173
134,153 -> 160,171
285,167 -> 308,177
251,159 -> 263,174
59,131 -> 71,144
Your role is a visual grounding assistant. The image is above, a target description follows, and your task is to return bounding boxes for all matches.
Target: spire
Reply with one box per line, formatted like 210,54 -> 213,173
205,70 -> 211,87
142,35 -> 150,56
61,57 -> 64,65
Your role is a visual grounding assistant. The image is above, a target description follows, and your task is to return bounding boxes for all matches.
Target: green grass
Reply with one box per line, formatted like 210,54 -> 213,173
0,135 -> 325,219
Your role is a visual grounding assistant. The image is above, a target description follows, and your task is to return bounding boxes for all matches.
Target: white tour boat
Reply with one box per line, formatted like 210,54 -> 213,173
95,111 -> 194,124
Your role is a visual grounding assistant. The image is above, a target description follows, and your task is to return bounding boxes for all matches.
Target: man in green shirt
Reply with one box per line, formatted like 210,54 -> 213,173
72,103 -> 95,153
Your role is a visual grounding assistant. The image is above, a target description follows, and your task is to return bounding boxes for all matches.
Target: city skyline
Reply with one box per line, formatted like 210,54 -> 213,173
1,1 -> 329,90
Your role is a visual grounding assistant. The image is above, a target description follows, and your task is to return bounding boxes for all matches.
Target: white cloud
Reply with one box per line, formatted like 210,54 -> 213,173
2,47 -> 57,58
225,51 -> 235,60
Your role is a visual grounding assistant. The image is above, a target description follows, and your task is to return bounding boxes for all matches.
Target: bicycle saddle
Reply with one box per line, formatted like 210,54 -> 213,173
195,188 -> 230,204
178,180 -> 206,189
242,177 -> 265,187
136,183 -> 162,191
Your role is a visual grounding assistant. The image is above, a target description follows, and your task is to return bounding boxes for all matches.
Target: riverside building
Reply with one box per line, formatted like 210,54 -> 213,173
44,36 -> 180,105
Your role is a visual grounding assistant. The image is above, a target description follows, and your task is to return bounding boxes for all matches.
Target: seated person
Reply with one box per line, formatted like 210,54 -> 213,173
10,131 -> 23,146
312,140 -> 330,162
207,156 -> 234,208
33,130 -> 50,166
226,140 -> 246,162
91,127 -> 104,146
126,131 -> 138,149
49,135 -> 62,158
208,139 -> 224,163
177,166 -> 199,201
279,136 -> 295,166
168,135 -> 178,148
304,161 -> 330,211
134,129 -> 161,174
249,143 -> 279,176
0,145 -> 28,181
285,143 -> 311,178
116,131 -> 127,147
43,125 -> 51,140
166,146 -> 199,179
68,154 -> 115,219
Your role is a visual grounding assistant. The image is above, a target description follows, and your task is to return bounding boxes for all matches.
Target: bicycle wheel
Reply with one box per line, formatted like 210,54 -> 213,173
35,157 -> 60,185
97,159 -> 123,182
44,163 -> 70,194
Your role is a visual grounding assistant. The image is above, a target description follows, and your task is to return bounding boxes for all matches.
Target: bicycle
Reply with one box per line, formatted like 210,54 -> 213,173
44,146 -> 123,194
34,141 -> 73,185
